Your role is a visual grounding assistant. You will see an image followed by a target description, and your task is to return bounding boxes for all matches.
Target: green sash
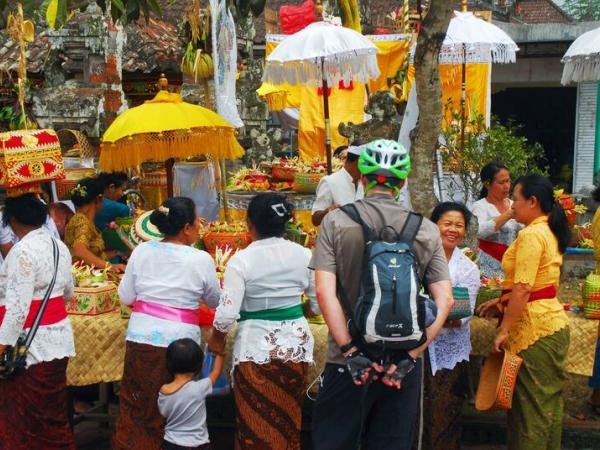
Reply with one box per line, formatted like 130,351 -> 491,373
238,304 -> 304,322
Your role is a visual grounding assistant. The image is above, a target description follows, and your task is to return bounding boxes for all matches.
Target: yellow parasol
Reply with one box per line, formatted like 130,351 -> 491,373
99,88 -> 244,172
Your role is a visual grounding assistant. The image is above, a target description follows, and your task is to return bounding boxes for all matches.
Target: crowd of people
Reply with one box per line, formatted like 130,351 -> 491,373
0,138 -> 577,450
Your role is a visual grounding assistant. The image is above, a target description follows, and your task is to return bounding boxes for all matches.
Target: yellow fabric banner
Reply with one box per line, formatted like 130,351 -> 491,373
440,63 -> 489,127
368,40 -> 412,93
298,83 -> 366,161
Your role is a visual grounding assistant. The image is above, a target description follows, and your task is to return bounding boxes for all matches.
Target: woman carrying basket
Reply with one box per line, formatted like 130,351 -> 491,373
478,174 -> 571,450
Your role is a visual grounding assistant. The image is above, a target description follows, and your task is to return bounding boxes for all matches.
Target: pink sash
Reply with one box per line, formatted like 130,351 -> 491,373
133,300 -> 199,325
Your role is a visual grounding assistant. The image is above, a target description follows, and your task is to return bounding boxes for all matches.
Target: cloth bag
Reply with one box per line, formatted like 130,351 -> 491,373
447,286 -> 472,321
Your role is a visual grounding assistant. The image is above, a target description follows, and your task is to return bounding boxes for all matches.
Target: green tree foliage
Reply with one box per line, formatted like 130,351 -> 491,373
440,104 -> 547,202
562,0 -> 600,20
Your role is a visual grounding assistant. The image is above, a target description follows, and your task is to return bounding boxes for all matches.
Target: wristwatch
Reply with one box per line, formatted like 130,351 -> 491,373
339,341 -> 355,354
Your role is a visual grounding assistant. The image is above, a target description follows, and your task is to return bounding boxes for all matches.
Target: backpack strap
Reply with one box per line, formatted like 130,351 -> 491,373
398,212 -> 423,246
340,204 -> 377,243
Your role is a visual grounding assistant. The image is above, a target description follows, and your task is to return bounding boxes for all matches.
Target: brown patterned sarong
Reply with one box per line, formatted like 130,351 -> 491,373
419,358 -> 467,450
233,360 -> 308,450
0,358 -> 75,450
114,341 -> 170,450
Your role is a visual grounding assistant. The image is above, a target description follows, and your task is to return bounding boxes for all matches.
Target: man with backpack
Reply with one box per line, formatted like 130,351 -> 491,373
311,139 -> 453,450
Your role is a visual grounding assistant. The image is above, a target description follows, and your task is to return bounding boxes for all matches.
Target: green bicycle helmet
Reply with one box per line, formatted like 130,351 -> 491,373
358,139 -> 411,179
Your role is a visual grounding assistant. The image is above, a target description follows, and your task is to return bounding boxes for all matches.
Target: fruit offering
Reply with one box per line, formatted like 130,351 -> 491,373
202,221 -> 251,254
227,168 -> 271,192
71,262 -> 111,288
205,221 -> 248,234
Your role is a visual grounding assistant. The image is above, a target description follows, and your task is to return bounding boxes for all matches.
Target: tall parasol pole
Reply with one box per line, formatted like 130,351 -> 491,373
219,159 -> 230,222
460,0 -> 468,151
321,57 -> 333,175
314,0 -> 333,174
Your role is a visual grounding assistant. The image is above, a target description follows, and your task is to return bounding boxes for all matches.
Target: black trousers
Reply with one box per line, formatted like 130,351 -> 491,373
312,360 -> 423,450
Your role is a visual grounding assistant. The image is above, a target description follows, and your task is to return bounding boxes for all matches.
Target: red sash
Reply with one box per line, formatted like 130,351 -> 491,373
499,285 -> 557,306
0,296 -> 67,329
478,239 -> 509,262
497,286 -> 557,326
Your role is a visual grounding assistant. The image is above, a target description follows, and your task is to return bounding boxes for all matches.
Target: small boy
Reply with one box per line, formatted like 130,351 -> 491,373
158,338 -> 224,450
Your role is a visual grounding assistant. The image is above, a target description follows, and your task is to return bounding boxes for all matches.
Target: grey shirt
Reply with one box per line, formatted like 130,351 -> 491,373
310,194 -> 450,364
158,378 -> 213,446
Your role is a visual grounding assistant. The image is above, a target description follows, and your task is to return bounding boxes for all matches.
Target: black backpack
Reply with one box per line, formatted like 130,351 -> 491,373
339,204 -> 428,355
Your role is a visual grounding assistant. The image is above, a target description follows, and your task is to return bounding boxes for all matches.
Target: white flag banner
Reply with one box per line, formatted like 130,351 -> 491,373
210,0 -> 243,128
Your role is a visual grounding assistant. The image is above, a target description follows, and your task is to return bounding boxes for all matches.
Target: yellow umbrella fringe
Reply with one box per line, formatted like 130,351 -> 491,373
260,91 -> 290,112
99,128 -> 244,172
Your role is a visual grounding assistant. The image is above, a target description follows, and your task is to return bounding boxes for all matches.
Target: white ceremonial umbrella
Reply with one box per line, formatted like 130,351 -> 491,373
264,21 -> 380,173
561,26 -> 600,85
435,11 -> 519,149
440,11 -> 519,65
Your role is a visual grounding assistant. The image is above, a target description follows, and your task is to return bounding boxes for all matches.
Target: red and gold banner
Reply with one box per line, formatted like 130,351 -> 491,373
0,129 -> 65,189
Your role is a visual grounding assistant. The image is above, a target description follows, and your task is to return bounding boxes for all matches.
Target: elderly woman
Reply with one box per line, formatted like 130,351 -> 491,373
64,177 -> 125,272
209,192 -> 315,450
114,197 -> 220,450
472,161 -> 520,278
478,174 -> 571,450
421,202 -> 481,450
0,193 -> 75,449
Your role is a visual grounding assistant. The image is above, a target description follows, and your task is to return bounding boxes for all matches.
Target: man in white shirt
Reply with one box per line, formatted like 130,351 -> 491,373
311,146 -> 364,226
0,210 -> 60,258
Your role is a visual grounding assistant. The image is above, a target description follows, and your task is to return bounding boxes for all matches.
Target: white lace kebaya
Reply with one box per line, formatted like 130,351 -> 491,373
428,247 -> 481,375
0,229 -> 75,366
213,237 -> 316,368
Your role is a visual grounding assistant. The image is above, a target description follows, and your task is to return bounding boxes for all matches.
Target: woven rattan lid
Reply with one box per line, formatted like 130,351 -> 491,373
129,211 -> 163,245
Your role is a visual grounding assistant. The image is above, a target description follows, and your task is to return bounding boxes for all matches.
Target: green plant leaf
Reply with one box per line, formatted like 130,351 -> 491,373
46,0 -> 59,28
112,0 -> 126,13
148,0 -> 162,16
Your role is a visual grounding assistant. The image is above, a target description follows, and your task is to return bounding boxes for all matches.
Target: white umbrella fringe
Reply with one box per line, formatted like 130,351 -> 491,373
438,42 -> 518,65
263,49 -> 380,87
562,54 -> 600,85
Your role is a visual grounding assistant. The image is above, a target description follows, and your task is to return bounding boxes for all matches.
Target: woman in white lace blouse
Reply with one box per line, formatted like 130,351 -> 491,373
471,161 -> 520,278
0,193 -> 76,449
209,193 -> 315,450
421,202 -> 481,450
113,197 -> 220,450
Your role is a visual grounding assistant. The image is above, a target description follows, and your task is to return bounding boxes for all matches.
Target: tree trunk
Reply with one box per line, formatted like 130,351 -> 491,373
409,0 -> 453,216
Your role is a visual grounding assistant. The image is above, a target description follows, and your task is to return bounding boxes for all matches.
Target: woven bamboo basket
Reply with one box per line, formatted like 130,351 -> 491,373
583,273 -> 600,320
475,350 -> 523,411
57,129 -> 96,158
476,286 -> 503,309
56,167 -> 97,200
293,173 -> 323,194
56,129 -> 96,200
203,231 -> 252,254
285,230 -> 309,247
271,164 -> 297,182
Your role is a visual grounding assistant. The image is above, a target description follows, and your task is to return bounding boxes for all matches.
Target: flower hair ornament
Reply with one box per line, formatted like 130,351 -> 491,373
271,203 -> 288,218
158,205 -> 170,215
70,184 -> 88,197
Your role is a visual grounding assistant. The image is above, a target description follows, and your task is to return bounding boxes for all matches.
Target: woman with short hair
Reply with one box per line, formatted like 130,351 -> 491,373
0,193 -> 75,449
114,196 -> 220,450
209,192 -> 316,450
